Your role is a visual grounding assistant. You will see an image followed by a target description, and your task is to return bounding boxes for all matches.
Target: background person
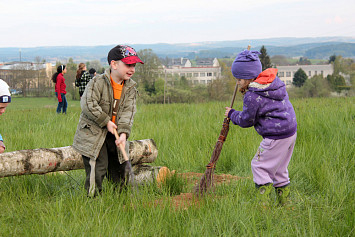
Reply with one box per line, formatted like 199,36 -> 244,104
0,79 -> 11,153
72,45 -> 144,196
225,50 -> 297,206
89,68 -> 97,79
75,63 -> 92,98
52,65 -> 67,114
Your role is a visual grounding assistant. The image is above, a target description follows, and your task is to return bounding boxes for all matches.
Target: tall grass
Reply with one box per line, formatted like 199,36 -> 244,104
0,97 -> 354,236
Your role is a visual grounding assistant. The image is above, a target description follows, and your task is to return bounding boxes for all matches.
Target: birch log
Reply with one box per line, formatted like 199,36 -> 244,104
133,165 -> 173,185
0,139 -> 158,177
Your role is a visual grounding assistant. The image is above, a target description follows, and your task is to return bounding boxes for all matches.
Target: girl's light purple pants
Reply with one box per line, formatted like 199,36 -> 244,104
251,133 -> 297,187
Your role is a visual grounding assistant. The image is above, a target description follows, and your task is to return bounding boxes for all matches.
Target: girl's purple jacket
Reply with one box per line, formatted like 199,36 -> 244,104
229,70 -> 297,140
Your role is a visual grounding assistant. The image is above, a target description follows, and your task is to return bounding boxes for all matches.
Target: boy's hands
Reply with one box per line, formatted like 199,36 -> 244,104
115,133 -> 126,148
107,121 -> 126,148
225,107 -> 232,117
107,121 -> 117,135
0,146 -> 4,154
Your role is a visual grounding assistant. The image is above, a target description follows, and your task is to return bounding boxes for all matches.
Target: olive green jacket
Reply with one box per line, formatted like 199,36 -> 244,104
72,68 -> 137,162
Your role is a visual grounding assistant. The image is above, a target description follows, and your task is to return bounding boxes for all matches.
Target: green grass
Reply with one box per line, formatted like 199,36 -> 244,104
0,97 -> 354,236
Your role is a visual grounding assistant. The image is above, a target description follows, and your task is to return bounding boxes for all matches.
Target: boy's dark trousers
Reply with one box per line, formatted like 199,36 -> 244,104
82,132 -> 127,195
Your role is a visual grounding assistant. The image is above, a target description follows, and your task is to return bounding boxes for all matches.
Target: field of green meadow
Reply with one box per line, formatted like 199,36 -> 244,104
0,96 -> 354,236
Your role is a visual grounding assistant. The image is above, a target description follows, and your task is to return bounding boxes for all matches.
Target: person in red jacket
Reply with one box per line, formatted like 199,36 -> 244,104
52,65 -> 68,114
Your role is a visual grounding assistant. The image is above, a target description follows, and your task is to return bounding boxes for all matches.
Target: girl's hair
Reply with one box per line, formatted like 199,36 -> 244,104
52,65 -> 66,83
76,63 -> 86,79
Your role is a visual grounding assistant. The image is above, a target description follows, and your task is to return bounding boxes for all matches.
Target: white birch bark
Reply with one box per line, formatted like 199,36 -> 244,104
0,139 -> 158,177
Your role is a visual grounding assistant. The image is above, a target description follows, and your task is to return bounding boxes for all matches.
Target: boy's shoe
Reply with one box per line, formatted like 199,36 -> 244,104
255,183 -> 273,206
275,185 -> 291,206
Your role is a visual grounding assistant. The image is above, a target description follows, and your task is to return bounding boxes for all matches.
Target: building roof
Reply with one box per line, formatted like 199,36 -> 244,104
196,58 -> 215,66
164,58 -> 190,67
0,61 -> 47,70
276,64 -> 333,70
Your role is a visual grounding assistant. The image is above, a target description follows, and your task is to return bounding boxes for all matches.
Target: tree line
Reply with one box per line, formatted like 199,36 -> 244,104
7,46 -> 355,102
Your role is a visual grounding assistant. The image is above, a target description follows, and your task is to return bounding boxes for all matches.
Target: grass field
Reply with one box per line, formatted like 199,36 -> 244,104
0,96 -> 354,236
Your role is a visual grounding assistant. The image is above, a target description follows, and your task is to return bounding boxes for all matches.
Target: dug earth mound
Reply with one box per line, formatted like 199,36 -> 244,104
154,172 -> 245,210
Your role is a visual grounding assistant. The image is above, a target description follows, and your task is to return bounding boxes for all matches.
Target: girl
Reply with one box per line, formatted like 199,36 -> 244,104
52,65 -> 67,114
225,50 -> 297,206
75,63 -> 91,98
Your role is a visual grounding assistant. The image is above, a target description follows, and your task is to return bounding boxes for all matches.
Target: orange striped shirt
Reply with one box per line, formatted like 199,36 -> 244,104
110,76 -> 124,123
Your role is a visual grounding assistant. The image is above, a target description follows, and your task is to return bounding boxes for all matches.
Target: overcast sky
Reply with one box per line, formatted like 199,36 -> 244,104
0,0 -> 354,48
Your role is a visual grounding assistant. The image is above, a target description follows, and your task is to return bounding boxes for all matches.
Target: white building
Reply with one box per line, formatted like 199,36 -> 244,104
276,64 -> 333,87
0,61 -> 53,89
163,58 -> 221,85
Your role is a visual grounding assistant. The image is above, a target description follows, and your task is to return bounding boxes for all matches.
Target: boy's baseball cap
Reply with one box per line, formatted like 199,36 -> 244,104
0,79 -> 11,103
107,45 -> 144,65
231,50 -> 262,79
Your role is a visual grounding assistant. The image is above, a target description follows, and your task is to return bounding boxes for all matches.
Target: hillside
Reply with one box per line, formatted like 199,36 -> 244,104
1,36 -> 354,63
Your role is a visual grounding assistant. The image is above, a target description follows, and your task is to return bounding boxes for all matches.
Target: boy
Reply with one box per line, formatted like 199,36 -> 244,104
0,79 -> 11,153
72,45 -> 143,196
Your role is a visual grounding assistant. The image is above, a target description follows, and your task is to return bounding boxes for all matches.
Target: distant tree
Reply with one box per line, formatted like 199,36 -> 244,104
302,75 -> 331,97
271,55 -> 290,66
293,68 -> 308,87
11,63 -> 36,97
259,45 -> 272,70
332,56 -> 344,75
326,74 -> 346,93
178,76 -> 188,89
330,55 -> 354,75
66,58 -> 77,71
159,56 -> 170,67
86,60 -> 104,73
218,59 -> 235,95
208,78 -> 228,101
329,54 -> 336,64
298,57 -> 311,65
34,56 -> 44,96
134,49 -> 162,96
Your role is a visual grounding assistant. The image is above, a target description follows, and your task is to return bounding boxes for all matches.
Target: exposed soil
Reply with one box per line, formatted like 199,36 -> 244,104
179,172 -> 243,185
154,172 -> 245,210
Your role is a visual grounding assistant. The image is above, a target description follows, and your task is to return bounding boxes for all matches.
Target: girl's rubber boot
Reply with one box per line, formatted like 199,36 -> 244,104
255,183 -> 273,207
275,184 -> 291,206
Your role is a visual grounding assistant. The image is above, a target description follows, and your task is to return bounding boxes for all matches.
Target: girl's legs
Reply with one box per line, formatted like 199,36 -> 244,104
61,93 -> 68,114
251,134 -> 296,206
251,133 -> 297,187
55,92 -> 63,114
273,133 -> 297,187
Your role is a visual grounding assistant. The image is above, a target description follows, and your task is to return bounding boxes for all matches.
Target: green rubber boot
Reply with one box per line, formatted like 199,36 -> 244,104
255,183 -> 273,206
275,185 -> 291,206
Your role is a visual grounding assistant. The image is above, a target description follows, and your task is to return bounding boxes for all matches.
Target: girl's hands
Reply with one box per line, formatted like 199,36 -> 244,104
225,107 -> 232,117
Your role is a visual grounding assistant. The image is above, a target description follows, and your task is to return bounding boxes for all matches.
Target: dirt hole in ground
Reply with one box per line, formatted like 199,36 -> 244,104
154,172 -> 245,210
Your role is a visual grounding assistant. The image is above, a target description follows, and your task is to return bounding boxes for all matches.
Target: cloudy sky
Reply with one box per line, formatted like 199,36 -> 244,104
0,0 -> 354,47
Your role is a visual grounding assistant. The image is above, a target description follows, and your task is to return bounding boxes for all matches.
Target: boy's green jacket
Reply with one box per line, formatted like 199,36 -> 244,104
72,68 -> 137,162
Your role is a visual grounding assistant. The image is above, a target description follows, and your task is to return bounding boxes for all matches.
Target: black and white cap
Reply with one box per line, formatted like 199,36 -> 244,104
0,79 -> 11,103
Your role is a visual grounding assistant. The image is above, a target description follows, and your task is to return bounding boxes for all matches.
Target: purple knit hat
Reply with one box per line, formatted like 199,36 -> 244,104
231,50 -> 262,79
